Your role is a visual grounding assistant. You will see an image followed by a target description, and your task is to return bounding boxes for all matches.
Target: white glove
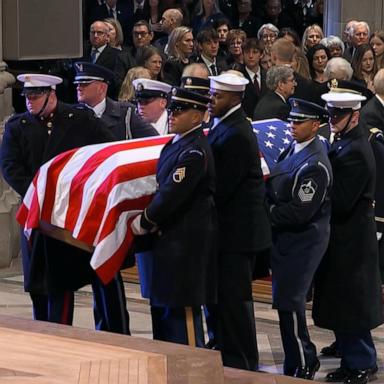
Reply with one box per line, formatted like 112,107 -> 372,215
131,215 -> 148,236
377,232 -> 382,241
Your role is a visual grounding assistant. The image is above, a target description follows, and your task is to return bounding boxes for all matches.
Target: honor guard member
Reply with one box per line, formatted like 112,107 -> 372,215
208,72 -> 272,371
313,81 -> 383,384
266,98 -> 333,379
74,62 -> 158,140
1,74 -> 124,324
0,74 -> 132,334
133,78 -> 172,135
131,87 -> 217,346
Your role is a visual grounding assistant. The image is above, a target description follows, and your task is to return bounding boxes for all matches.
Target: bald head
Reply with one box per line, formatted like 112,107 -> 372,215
182,63 -> 210,79
162,8 -> 183,34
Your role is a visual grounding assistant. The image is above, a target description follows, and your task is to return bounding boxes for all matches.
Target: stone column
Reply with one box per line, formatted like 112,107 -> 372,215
324,0 -> 384,37
0,0 -> 20,268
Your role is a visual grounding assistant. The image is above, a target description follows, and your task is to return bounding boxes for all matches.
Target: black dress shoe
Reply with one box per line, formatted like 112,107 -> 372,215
205,339 -> 217,349
326,367 -> 349,382
295,358 -> 320,380
321,342 -> 342,358
344,366 -> 378,384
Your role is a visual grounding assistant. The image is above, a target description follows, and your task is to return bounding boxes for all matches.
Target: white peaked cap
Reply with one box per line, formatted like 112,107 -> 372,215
132,78 -> 172,93
209,73 -> 249,92
321,92 -> 366,110
17,74 -> 63,89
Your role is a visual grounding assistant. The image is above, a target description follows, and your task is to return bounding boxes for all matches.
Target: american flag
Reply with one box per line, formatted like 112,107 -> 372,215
252,118 -> 293,170
16,120 -> 284,284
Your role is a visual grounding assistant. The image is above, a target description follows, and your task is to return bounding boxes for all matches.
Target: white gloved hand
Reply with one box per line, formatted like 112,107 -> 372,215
131,215 -> 148,236
377,232 -> 382,241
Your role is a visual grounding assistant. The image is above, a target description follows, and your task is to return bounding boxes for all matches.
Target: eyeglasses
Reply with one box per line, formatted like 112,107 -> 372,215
133,31 -> 150,38
262,34 -> 277,40
90,30 -> 107,36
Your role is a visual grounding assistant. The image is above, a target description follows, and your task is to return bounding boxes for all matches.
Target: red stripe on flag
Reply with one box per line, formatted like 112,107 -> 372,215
95,195 -> 153,244
95,217 -> 137,284
16,203 -> 29,226
76,159 -> 157,244
65,137 -> 170,231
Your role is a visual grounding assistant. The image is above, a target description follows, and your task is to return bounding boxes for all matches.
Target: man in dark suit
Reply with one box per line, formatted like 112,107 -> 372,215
208,72 -> 272,371
131,87 -> 217,346
0,74 -> 130,334
235,0 -> 263,38
85,21 -> 120,72
253,65 -> 296,121
192,28 -> 228,77
114,20 -> 154,93
313,82 -> 383,384
240,38 -> 267,118
74,62 -> 158,139
266,98 -> 332,379
88,0 -> 138,45
270,38 -> 323,105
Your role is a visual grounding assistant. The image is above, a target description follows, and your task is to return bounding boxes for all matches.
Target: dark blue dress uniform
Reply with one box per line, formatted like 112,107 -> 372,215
266,99 -> 333,379
207,73 -> 272,371
1,74 -> 129,334
313,83 -> 383,383
136,88 -> 217,346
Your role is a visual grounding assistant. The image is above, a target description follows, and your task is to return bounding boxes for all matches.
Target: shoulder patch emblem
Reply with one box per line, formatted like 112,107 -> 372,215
173,167 -> 186,183
298,179 -> 317,202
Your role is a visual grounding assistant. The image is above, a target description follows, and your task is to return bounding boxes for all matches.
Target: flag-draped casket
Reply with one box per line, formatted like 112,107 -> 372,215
17,119 -> 291,284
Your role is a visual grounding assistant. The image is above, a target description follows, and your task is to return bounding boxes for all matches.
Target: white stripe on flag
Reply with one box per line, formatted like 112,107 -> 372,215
74,145 -> 163,237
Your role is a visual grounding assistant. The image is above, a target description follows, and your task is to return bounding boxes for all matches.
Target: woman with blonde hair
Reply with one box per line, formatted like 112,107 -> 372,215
226,29 -> 247,69
104,17 -> 124,50
301,24 -> 324,53
163,26 -> 194,85
292,47 -> 311,79
118,66 -> 151,102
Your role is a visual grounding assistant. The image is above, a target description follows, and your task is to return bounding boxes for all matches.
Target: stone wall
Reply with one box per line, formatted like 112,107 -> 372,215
0,0 -> 20,268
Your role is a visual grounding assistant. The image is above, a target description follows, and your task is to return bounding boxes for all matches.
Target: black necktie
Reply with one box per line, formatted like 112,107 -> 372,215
109,7 -> 115,18
254,74 -> 260,93
210,64 -> 217,76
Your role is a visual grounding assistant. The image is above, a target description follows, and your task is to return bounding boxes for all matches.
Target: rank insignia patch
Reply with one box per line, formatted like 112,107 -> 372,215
173,167 -> 186,183
298,179 -> 317,202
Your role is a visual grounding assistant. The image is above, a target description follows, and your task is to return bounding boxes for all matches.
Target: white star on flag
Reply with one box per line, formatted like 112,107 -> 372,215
284,129 -> 292,136
265,140 -> 274,148
283,137 -> 291,144
268,125 -> 277,131
267,132 -> 276,139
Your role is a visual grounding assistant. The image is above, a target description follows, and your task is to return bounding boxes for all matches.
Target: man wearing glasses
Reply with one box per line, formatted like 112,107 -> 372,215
86,21 -> 119,72
115,20 -> 154,92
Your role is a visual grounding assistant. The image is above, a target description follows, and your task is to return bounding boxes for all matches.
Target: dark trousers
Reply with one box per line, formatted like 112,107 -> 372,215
151,306 -> 205,347
31,291 -> 74,325
30,272 -> 130,334
278,310 -> 317,375
92,272 -> 130,334
336,331 -> 377,370
216,251 -> 259,371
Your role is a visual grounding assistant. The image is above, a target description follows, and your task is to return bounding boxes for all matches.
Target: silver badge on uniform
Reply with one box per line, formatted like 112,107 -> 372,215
298,179 -> 317,202
173,167 -> 186,183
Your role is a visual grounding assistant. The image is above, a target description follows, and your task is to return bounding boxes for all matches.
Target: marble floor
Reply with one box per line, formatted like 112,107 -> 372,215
0,257 -> 383,383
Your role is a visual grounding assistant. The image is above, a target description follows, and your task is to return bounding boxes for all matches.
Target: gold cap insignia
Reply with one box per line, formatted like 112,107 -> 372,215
173,167 -> 186,183
186,77 -> 192,85
329,79 -> 338,90
172,87 -> 178,96
75,63 -> 83,72
136,83 -> 144,91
